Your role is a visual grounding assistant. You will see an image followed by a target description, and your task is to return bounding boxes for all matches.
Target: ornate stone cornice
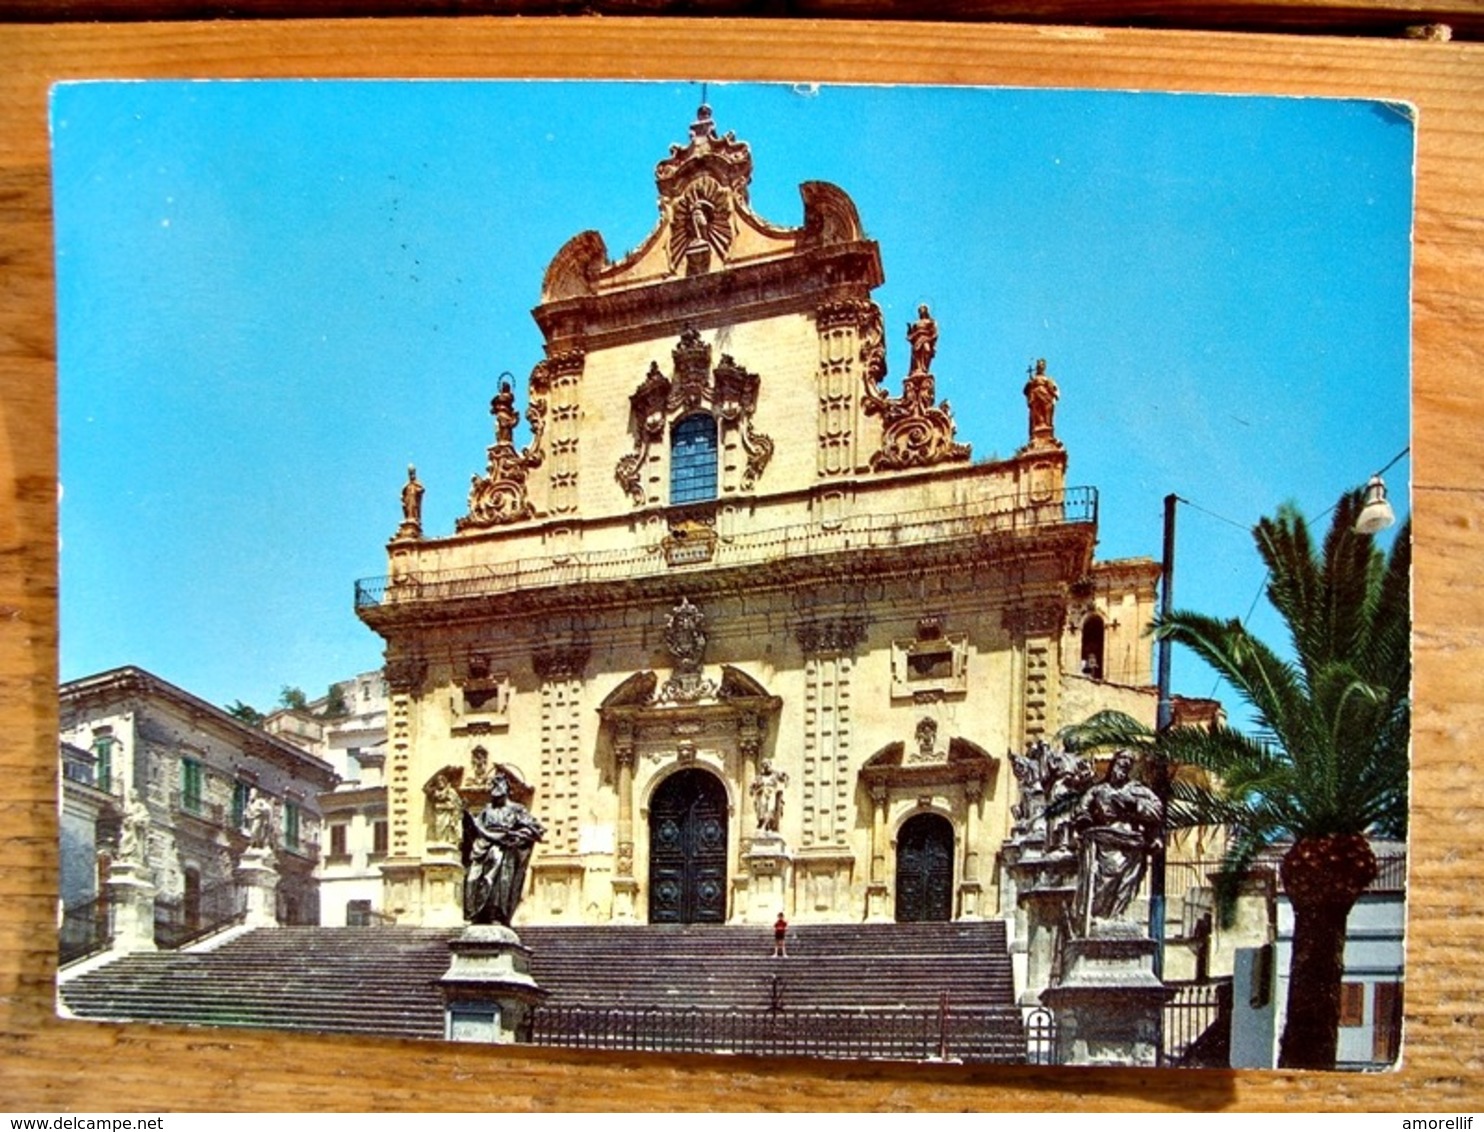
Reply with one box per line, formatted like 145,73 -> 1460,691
532,643 -> 590,682
384,656 -> 428,695
1003,601 -> 1066,637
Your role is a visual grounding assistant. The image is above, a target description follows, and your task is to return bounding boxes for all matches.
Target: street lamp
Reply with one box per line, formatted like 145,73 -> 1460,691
1355,474 -> 1396,534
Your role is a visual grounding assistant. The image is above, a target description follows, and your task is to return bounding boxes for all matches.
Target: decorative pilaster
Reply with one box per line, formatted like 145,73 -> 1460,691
866,784 -> 890,922
533,645 -> 588,856
612,732 -> 638,922
795,618 -> 865,849
814,299 -> 869,477
534,350 -> 586,516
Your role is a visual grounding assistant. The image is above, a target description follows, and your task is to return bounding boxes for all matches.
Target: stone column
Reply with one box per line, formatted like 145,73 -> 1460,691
106,859 -> 157,954
958,779 -> 984,920
440,925 -> 547,1044
865,784 -> 890,922
611,737 -> 638,922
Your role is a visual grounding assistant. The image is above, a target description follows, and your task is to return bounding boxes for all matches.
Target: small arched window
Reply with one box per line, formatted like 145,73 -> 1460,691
670,413 -> 718,505
1080,615 -> 1106,680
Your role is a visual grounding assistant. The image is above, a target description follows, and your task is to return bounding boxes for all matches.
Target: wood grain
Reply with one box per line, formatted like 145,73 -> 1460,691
0,1 -> 1478,42
2,18 -> 1481,1111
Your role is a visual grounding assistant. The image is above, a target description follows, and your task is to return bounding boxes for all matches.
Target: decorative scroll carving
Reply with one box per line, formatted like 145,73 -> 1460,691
669,175 -> 734,274
657,596 -> 719,703
615,330 -> 773,505
861,304 -> 971,472
655,103 -> 753,204
794,617 -> 868,656
457,377 -> 546,531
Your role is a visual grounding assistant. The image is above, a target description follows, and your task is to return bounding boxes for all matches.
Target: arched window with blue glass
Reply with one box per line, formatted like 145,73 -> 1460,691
670,413 -> 719,505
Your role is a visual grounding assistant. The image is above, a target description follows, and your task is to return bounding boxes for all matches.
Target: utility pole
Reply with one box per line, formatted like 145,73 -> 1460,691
1150,492 -> 1177,979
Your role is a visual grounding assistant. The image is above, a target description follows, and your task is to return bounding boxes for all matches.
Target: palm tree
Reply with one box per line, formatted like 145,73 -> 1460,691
1062,489 -> 1409,1069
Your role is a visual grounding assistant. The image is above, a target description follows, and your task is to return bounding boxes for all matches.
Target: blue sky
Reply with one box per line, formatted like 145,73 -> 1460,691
52,80 -> 1413,718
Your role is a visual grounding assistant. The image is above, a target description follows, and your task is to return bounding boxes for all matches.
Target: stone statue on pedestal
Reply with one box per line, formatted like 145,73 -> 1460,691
243,788 -> 276,852
461,772 -> 545,927
1072,750 -> 1164,930
750,759 -> 788,834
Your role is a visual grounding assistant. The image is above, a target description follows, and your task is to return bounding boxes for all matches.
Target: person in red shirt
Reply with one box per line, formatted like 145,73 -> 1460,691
773,911 -> 788,958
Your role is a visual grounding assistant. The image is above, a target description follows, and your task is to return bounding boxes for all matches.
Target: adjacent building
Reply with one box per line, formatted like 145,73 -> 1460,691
59,666 -> 338,942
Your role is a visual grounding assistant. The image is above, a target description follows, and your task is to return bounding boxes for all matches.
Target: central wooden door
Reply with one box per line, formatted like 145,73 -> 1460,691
648,768 -> 728,924
895,812 -> 954,922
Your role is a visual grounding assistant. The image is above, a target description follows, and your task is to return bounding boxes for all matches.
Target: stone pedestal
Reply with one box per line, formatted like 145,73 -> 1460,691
1006,848 -> 1078,1005
864,882 -> 890,923
106,860 -> 156,954
420,843 -> 466,928
610,877 -> 639,923
235,847 -> 280,929
1040,924 -> 1174,1067
440,925 -> 547,1044
741,834 -> 790,923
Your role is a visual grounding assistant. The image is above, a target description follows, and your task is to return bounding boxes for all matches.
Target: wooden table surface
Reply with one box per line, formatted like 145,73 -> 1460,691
1,16 -> 1480,1111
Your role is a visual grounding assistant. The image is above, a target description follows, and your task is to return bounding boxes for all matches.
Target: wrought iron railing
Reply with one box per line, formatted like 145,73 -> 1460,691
526,1002 -> 1030,1064
356,486 -> 1098,609
58,898 -> 111,966
154,882 -> 241,950
1160,979 -> 1232,1068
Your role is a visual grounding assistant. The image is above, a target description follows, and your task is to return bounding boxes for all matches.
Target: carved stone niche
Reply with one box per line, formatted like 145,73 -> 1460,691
890,616 -> 968,700
452,654 -> 512,737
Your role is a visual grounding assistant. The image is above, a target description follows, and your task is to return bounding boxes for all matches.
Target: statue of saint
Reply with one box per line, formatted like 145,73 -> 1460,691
492,379 -> 520,449
1043,743 -> 1094,852
750,759 -> 788,834
907,304 -> 938,376
401,464 -> 424,524
426,771 -> 464,846
1072,750 -> 1164,928
461,772 -> 545,927
1024,358 -> 1060,442
119,792 -> 151,864
244,788 -> 275,852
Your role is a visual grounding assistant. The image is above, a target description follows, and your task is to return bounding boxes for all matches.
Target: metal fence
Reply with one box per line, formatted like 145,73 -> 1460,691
59,898 -> 111,966
1161,980 -> 1232,1068
356,486 -> 1098,609
528,1002 -> 1033,1064
154,882 -> 242,950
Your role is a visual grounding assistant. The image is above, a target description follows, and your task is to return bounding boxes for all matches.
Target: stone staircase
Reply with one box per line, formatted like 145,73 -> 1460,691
59,921 -> 1020,1057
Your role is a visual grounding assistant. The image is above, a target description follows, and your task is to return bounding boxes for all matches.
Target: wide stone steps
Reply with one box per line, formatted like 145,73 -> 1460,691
60,921 -> 1017,1046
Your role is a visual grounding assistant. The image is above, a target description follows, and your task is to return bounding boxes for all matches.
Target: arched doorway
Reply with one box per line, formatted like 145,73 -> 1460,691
648,768 -> 728,924
895,813 -> 954,922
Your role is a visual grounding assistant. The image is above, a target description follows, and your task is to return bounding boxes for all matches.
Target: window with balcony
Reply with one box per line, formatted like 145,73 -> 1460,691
670,413 -> 718,505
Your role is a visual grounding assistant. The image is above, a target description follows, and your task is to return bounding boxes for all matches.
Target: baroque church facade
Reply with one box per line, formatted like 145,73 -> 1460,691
354,105 -> 1163,930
